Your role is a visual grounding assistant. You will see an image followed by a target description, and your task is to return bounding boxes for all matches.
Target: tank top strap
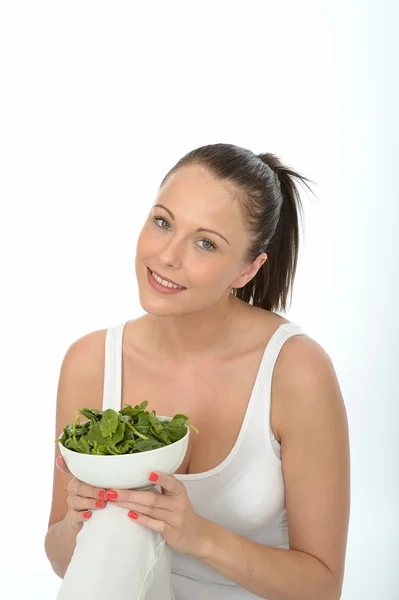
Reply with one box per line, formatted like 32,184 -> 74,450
253,322 -> 307,443
102,319 -> 131,412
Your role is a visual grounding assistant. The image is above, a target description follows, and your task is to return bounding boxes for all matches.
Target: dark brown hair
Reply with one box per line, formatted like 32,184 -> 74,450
160,143 -> 315,313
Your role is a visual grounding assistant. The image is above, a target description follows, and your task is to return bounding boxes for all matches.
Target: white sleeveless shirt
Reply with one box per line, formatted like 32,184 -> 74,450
103,318 -> 306,600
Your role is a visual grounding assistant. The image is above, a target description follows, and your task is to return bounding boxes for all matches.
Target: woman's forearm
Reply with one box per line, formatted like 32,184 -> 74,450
44,518 -> 80,579
196,519 -> 340,600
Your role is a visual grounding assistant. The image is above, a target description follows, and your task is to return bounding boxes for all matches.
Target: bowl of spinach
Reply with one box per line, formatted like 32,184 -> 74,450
57,401 -> 199,489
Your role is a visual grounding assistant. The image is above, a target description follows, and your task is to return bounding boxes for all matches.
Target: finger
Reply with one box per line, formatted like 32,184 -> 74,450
56,456 -> 70,473
127,510 -> 168,534
114,502 -> 176,526
70,478 -> 107,501
148,472 -> 181,496
68,509 -> 94,524
68,494 -> 106,512
107,487 -> 173,511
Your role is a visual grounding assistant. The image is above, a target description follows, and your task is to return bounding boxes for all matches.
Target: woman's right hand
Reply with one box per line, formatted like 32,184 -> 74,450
56,456 -> 107,526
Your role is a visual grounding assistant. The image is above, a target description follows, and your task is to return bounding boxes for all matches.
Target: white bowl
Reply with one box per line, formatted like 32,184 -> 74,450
58,416 -> 189,489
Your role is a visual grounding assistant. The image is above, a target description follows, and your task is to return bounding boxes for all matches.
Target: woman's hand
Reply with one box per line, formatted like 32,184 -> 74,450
108,471 -> 210,557
56,456 -> 107,527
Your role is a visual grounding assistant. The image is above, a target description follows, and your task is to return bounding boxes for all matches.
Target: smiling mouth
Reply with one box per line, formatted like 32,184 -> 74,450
148,268 -> 187,289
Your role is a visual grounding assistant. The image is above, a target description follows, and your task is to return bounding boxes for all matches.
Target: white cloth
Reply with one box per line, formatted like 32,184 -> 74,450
56,501 -> 175,600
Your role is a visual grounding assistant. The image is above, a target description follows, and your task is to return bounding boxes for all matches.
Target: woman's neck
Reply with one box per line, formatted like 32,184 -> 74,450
144,296 -> 252,360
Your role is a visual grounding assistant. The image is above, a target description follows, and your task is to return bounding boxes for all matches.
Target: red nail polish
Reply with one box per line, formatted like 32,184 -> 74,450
149,472 -> 158,482
83,511 -> 91,519
105,490 -> 118,500
98,490 -> 106,500
128,511 -> 138,519
95,500 -> 105,509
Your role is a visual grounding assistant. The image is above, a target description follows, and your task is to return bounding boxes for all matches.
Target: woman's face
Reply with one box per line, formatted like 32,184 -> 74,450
135,165 -> 266,317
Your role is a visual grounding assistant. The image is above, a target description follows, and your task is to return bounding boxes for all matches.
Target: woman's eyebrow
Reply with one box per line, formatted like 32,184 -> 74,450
153,203 -> 230,245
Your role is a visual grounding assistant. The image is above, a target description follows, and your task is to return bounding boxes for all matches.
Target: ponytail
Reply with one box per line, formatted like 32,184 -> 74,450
237,153 -> 314,312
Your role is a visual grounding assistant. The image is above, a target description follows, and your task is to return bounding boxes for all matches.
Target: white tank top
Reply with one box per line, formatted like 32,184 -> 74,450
103,318 -> 306,600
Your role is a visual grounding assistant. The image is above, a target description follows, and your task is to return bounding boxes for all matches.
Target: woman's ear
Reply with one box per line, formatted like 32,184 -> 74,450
231,253 -> 267,289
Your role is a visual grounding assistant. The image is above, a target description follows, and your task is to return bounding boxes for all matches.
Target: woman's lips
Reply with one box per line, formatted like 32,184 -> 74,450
147,268 -> 187,294
149,268 -> 185,287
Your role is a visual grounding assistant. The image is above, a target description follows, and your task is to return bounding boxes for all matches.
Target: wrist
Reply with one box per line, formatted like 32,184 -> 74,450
193,517 -> 216,560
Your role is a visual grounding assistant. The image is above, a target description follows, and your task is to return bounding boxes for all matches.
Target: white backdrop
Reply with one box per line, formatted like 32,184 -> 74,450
1,1 -> 398,598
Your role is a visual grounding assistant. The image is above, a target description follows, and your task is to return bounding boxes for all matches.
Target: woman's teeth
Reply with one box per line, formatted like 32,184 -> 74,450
151,271 -> 185,289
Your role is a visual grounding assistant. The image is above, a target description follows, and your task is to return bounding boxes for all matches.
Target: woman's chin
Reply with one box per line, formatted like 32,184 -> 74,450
137,291 -> 186,317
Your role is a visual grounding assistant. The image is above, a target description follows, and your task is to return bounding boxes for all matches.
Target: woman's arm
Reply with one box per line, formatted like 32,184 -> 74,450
198,524 -> 338,600
196,336 -> 350,600
45,518 -> 81,579
44,329 -> 107,577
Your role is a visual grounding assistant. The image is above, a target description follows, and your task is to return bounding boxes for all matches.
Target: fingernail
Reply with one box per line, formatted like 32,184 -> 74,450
56,457 -> 63,467
105,490 -> 118,500
95,500 -> 105,509
83,511 -> 91,520
128,511 -> 138,519
98,490 -> 106,500
149,472 -> 158,482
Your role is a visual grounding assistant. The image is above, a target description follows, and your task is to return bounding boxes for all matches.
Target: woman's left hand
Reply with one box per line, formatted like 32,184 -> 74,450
106,471 -> 210,557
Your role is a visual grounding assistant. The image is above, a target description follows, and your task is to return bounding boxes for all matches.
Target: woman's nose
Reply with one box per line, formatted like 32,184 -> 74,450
157,237 -> 185,268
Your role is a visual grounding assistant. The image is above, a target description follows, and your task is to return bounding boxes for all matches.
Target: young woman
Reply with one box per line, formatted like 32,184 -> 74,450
45,143 -> 350,600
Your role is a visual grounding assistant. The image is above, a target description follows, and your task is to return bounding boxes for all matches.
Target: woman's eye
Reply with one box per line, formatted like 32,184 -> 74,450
153,216 -> 217,252
197,239 -> 217,252
153,216 -> 170,229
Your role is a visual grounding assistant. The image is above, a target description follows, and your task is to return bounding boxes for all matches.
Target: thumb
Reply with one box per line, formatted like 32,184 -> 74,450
56,456 -> 70,473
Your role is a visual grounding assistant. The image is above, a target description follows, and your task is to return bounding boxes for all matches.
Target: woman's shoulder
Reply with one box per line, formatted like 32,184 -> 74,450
61,317 -> 140,379
249,306 -> 323,358
271,325 -> 339,436
65,325 -> 109,365
265,307 -> 331,383
71,316 -> 145,356
247,305 -> 300,341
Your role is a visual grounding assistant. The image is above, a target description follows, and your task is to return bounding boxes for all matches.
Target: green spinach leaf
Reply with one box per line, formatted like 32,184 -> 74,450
57,401 -> 198,456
